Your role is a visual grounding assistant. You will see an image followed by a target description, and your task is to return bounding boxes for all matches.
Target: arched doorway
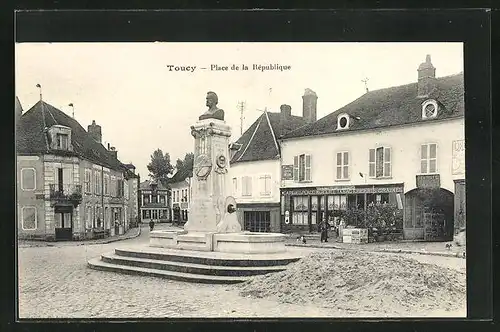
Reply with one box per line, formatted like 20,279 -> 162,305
404,188 -> 454,241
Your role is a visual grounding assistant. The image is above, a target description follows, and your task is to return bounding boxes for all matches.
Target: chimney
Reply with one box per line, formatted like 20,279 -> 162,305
280,104 -> 292,118
417,54 -> 437,98
109,146 -> 117,160
88,120 -> 102,143
302,89 -> 318,123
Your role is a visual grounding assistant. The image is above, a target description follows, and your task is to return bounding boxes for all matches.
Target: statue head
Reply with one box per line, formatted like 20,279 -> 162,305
206,91 -> 218,108
227,204 -> 236,214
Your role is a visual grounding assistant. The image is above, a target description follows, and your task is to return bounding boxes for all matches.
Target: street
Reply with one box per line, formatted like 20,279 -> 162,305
18,225 -> 466,318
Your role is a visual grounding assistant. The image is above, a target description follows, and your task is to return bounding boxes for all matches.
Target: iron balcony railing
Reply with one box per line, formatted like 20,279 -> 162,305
49,184 -> 82,200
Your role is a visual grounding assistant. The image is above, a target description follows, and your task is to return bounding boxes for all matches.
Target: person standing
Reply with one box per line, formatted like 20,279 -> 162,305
149,219 -> 155,232
320,218 -> 329,243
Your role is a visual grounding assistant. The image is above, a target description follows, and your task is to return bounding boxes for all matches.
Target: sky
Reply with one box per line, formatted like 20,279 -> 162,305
15,42 -> 463,178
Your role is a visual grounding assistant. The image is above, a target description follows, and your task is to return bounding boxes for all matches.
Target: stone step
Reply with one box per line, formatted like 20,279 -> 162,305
87,258 -> 250,284
101,252 -> 288,277
115,247 -> 301,267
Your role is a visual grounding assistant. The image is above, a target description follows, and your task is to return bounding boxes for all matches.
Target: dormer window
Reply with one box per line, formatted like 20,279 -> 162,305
337,113 -> 350,130
56,133 -> 69,150
422,99 -> 438,119
48,125 -> 72,151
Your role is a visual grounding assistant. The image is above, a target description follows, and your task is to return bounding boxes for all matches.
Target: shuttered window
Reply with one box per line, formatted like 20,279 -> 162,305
294,154 -> 312,182
369,147 -> 391,178
336,151 -> 349,180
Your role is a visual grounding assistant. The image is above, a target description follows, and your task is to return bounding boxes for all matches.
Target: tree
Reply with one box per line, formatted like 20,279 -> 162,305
175,152 -> 194,177
147,149 -> 174,186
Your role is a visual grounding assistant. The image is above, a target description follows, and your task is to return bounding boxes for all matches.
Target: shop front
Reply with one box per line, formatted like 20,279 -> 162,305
280,184 -> 404,234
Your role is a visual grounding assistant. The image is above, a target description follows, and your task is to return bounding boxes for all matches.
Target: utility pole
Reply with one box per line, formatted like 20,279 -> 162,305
237,101 -> 246,135
362,77 -> 369,93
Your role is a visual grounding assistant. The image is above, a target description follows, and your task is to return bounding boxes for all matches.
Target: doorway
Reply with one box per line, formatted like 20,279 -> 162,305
55,207 -> 73,241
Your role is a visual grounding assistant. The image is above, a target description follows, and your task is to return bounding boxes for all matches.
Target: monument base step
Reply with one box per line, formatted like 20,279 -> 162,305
87,245 -> 302,284
88,257 -> 248,284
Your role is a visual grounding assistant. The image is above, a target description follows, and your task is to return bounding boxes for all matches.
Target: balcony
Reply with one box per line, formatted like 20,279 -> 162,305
49,184 -> 83,207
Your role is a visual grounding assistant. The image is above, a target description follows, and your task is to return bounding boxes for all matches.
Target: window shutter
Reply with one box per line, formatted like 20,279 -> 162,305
384,147 -> 391,177
305,154 -> 312,181
293,156 -> 299,181
369,149 -> 375,177
376,147 -> 384,178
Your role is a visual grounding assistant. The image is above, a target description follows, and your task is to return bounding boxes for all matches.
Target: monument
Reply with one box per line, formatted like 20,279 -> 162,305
88,92 -> 301,283
148,91 -> 288,253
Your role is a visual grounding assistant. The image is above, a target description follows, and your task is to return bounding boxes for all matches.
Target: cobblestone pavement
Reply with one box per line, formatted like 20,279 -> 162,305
18,226 -> 465,319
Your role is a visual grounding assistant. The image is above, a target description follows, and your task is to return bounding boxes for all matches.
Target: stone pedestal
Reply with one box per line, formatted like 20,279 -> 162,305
184,119 -> 232,233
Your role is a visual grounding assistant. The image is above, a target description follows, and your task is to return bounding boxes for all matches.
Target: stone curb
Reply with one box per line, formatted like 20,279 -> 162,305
18,227 -> 142,248
285,243 -> 466,259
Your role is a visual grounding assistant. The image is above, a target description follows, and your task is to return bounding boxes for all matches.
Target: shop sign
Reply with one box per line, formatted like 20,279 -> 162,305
416,174 -> 441,189
452,139 -> 465,175
282,185 -> 403,196
281,165 -> 294,180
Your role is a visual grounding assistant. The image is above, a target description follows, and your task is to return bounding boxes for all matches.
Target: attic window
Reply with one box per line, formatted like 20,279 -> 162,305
337,114 -> 350,130
422,99 -> 438,120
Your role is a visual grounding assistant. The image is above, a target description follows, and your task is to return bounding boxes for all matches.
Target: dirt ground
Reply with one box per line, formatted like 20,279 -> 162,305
239,250 -> 466,317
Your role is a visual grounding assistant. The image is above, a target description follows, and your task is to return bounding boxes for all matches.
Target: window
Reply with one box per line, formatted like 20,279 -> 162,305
232,177 -> 238,195
259,175 -> 272,196
242,176 -> 252,196
124,182 -> 129,200
421,143 -> 438,174
336,152 -> 349,180
337,114 -> 350,130
244,211 -> 270,232
110,176 -> 116,196
21,206 -> 37,230
292,196 -> 309,224
422,99 -> 438,119
56,133 -> 69,150
94,171 -> 101,194
143,195 -> 150,204
21,168 -> 36,191
369,147 -> 391,178
84,169 -> 92,193
104,174 -> 109,195
293,154 -> 311,182
85,205 -> 92,229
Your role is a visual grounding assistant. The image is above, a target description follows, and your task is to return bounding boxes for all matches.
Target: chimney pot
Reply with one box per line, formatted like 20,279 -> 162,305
280,104 -> 292,118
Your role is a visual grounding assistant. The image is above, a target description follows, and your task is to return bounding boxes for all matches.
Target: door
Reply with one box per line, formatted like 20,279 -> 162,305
55,210 -> 73,241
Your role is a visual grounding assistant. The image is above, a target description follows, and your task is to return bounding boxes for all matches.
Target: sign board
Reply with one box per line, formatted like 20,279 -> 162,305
416,174 -> 441,189
281,165 -> 294,180
180,202 -> 188,209
284,210 -> 290,224
396,193 -> 403,210
452,139 -> 465,175
282,185 -> 403,196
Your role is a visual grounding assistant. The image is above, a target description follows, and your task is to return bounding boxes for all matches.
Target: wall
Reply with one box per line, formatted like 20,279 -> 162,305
17,155 -> 46,239
43,154 -> 80,239
280,118 -> 465,194
229,159 -> 281,204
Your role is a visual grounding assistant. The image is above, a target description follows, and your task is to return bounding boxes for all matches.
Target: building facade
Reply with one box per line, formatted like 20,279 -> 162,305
16,100 -> 137,241
138,180 -> 170,223
170,175 -> 192,223
280,56 -> 465,241
228,100 -> 309,233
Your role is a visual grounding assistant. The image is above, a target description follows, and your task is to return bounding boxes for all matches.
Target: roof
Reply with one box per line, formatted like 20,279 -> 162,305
230,111 -> 307,164
139,180 -> 169,191
15,97 -> 23,115
170,167 -> 192,184
282,73 -> 464,139
16,100 -> 125,170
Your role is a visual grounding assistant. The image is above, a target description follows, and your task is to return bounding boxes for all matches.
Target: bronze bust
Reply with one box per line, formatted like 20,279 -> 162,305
199,91 -> 225,121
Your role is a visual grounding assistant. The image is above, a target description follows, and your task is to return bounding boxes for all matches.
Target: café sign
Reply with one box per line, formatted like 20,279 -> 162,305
281,165 -> 294,180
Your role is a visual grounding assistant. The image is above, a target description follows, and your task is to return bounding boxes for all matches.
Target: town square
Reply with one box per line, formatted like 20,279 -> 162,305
16,42 -> 466,318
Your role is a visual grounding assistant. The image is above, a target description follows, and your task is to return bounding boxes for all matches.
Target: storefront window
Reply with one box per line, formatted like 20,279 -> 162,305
292,196 -> 309,225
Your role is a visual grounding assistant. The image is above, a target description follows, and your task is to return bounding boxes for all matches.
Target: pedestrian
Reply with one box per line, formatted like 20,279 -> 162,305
320,218 -> 330,243
149,219 -> 155,232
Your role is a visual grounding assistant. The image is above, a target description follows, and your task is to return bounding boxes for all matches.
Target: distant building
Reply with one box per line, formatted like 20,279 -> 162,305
228,100 -> 308,233
16,99 -> 137,241
122,163 -> 140,227
138,180 -> 170,223
280,55 -> 465,241
169,168 -> 192,224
